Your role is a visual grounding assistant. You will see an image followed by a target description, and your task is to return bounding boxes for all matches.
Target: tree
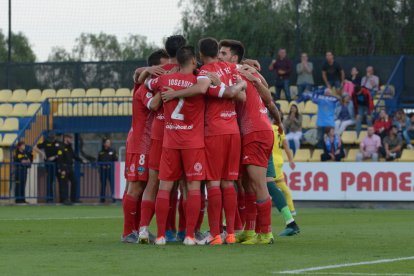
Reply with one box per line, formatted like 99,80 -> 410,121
0,30 -> 36,62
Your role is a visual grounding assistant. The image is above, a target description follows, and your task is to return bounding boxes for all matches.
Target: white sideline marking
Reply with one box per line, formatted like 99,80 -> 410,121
293,273 -> 414,276
274,256 -> 414,274
0,216 -> 122,221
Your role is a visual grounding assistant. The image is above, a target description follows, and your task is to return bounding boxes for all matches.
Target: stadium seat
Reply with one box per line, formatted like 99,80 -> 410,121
73,103 -> 88,116
40,89 -> 57,101
115,88 -> 130,97
398,150 -> 414,162
357,131 -> 367,144
56,89 -> 71,98
71,88 -> 86,98
301,115 -> 310,128
56,103 -> 73,116
276,100 -> 289,114
289,101 -> 305,113
269,86 -> 276,95
308,116 -> 317,128
344,149 -> 359,162
86,88 -> 101,97
102,88 -> 117,97
294,149 -> 311,162
304,101 -> 318,114
0,89 -> 12,102
87,103 -> 103,116
25,89 -> 42,102
0,147 -> 3,162
0,133 -> 18,147
341,131 -> 358,144
0,104 -> 13,116
118,103 -> 132,115
26,103 -> 42,116
0,118 -> 3,128
282,149 -> 292,162
9,89 -> 27,102
103,103 -> 119,116
310,149 -> 323,162
0,118 -> 19,131
10,103 -> 28,117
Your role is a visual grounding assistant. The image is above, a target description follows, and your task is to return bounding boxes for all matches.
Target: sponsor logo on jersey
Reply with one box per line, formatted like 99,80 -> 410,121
165,123 -> 194,130
130,164 -> 135,173
146,92 -> 153,99
260,107 -> 268,114
220,111 -> 237,118
194,162 -> 203,173
156,114 -> 165,120
137,166 -> 145,175
243,155 -> 249,160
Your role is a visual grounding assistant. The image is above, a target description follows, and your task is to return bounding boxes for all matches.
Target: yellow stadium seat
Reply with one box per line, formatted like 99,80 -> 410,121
86,88 -> 101,97
357,131 -> 367,144
0,89 -> 12,102
9,89 -> 27,102
341,131 -> 358,144
302,115 -> 310,128
0,104 -> 13,116
100,89 -> 115,97
398,150 -> 414,162
269,86 -> 276,95
282,149 -> 292,162
103,103 -> 119,116
87,103 -> 103,116
0,133 -> 18,147
289,101 -> 305,113
0,147 -> 3,162
309,116 -> 317,128
115,88 -> 130,97
56,103 -> 73,116
41,89 -> 57,101
0,118 -> 3,128
118,103 -> 132,115
10,103 -> 28,117
289,85 -> 298,99
56,89 -> 71,98
310,149 -> 323,162
294,149 -> 311,162
0,117 -> 19,131
344,149 -> 359,162
276,100 -> 289,114
304,101 -> 318,114
71,88 -> 86,98
26,103 -> 42,116
25,89 -> 42,102
73,103 -> 88,116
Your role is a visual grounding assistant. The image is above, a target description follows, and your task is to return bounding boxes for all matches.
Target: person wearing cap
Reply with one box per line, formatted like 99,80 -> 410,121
380,125 -> 403,161
56,134 -> 86,204
34,131 -> 62,203
97,137 -> 118,203
334,93 -> 355,135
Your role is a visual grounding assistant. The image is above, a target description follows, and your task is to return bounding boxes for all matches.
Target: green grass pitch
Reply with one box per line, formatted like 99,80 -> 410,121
1,206 -> 413,275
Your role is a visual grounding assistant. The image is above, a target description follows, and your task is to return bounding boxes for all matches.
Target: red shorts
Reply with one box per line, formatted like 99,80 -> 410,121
205,134 -> 241,181
158,147 -> 206,181
148,139 -> 163,171
125,152 -> 149,182
241,131 -> 274,168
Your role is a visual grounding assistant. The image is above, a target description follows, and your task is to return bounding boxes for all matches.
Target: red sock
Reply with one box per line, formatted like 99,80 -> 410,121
238,190 -> 246,227
178,198 -> 187,232
155,190 -> 170,238
207,186 -> 222,237
167,190 -> 178,232
235,208 -> 243,231
256,198 -> 272,234
139,200 -> 155,227
195,194 -> 205,232
185,190 -> 201,238
122,194 -> 138,237
134,195 -> 142,232
222,186 -> 237,234
244,192 -> 257,231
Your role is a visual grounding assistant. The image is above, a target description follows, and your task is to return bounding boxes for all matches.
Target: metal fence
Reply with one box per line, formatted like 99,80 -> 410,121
0,161 -> 117,204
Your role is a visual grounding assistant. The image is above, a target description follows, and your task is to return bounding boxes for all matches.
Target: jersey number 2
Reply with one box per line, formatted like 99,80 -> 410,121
171,98 -> 184,120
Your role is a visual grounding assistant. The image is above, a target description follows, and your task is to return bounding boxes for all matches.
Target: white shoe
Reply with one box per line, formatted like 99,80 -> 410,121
407,144 -> 413,150
155,236 -> 166,245
183,236 -> 197,246
138,227 -> 149,244
291,211 -> 297,216
220,230 -> 228,242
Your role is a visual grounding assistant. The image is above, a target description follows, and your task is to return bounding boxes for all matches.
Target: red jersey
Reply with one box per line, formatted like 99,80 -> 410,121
236,74 -> 272,136
127,83 -> 155,154
147,63 -> 179,140
149,72 -> 204,149
198,61 -> 240,136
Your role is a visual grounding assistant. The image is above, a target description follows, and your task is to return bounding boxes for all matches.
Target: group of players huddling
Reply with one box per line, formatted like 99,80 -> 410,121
122,35 -> 300,246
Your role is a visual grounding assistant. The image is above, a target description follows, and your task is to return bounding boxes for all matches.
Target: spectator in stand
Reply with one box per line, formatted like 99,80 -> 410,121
322,51 -> 345,92
334,94 -> 355,135
361,66 -> 380,96
321,127 -> 345,162
352,85 -> 374,135
356,127 -> 381,161
269,48 -> 293,101
296,52 -> 314,97
342,67 -> 360,96
393,109 -> 410,137
380,125 -> 403,161
98,137 -> 118,203
349,67 -> 361,85
403,114 -> 414,149
373,109 -> 392,140
14,141 -> 33,204
284,104 -> 303,151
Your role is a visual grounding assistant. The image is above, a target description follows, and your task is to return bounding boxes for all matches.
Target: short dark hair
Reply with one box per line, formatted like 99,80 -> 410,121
147,49 -> 169,66
16,141 -> 25,148
219,39 -> 245,63
198,37 -> 219,58
165,35 -> 187,58
176,46 -> 195,66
